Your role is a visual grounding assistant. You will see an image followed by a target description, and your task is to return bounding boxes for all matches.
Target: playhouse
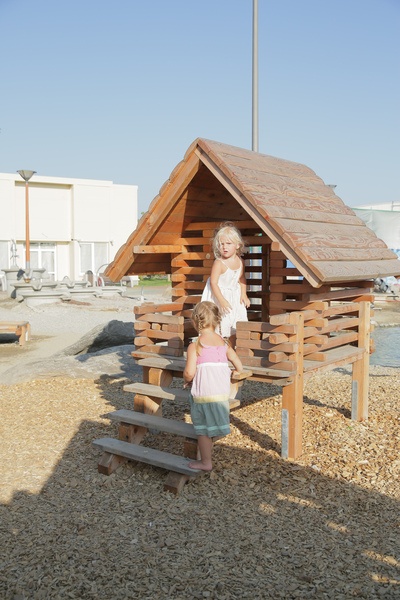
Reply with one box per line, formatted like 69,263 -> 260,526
93,138 -> 400,493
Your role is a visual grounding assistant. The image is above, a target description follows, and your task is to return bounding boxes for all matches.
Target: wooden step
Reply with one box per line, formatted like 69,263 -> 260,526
123,382 -> 189,401
108,409 -> 197,438
137,356 -> 186,372
123,382 -> 241,409
93,438 -> 201,476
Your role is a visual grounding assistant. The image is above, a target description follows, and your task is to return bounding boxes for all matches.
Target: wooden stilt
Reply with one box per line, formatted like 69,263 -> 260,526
98,451 -> 127,475
352,300 -> 370,421
281,311 -> 304,459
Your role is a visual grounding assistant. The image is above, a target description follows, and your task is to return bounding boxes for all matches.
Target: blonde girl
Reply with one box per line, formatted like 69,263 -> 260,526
201,222 -> 250,346
183,301 -> 243,471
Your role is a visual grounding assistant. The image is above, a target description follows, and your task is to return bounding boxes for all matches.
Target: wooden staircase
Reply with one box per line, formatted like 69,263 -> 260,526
93,377 -> 247,494
93,357 -> 251,494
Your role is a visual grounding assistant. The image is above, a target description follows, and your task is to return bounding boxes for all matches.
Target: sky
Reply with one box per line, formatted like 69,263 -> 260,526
0,0 -> 399,216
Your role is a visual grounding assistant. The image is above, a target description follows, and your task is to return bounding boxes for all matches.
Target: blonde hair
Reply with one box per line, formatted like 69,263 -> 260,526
212,222 -> 246,258
191,301 -> 222,355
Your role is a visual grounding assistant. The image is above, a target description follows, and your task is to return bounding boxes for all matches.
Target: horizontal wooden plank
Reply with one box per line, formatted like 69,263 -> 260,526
183,219 -> 256,232
93,438 -> 201,476
123,383 -> 189,401
303,345 -> 365,373
172,252 -> 212,260
171,259 -> 214,268
171,273 -> 209,282
237,339 -> 298,353
309,259 -> 400,283
322,303 -> 361,317
132,345 -> 183,357
134,302 -> 185,315
294,242 -> 392,262
133,245 -> 184,254
175,237 -> 212,245
108,409 -> 196,437
137,356 -> 186,371
136,313 -> 184,326
269,300 -> 327,312
318,331 -> 359,350
236,320 -> 297,334
240,356 -> 297,372
258,206 -> 362,226
250,188 -> 353,214
319,317 -> 359,334
271,283 -> 330,294
134,329 -> 184,342
172,267 -> 212,275
172,280 -> 206,290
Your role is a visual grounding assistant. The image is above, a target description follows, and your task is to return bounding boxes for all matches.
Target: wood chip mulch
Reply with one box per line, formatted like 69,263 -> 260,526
1,367 -> 399,599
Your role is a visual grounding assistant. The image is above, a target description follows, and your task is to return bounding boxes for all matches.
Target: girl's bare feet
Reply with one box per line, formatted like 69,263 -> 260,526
188,460 -> 212,471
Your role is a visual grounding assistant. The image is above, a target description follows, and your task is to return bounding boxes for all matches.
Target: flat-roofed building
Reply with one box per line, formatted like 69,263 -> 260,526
0,172 -> 138,284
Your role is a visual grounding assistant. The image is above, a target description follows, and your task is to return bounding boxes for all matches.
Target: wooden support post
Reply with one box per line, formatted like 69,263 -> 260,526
351,300 -> 370,421
137,366 -> 174,417
281,311 -> 304,459
164,472 -> 190,495
98,452 -> 127,475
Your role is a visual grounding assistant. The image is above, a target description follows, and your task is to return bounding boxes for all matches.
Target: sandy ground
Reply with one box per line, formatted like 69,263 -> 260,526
0,286 -> 170,381
0,290 -> 399,599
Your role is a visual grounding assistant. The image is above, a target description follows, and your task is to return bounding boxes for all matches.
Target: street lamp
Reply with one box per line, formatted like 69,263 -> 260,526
17,169 -> 36,275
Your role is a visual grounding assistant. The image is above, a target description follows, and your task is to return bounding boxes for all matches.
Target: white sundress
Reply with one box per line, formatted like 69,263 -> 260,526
201,259 -> 248,338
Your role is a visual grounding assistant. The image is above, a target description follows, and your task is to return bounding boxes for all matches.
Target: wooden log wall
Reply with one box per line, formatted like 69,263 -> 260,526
236,300 -> 372,379
133,303 -> 186,357
269,248 -> 373,317
169,219 -> 272,321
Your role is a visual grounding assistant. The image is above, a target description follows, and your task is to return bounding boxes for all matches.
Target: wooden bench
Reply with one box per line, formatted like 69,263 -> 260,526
0,321 -> 31,346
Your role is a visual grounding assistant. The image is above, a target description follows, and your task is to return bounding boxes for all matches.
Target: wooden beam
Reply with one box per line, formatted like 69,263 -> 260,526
351,301 -> 370,421
133,245 -> 184,253
281,311 -> 304,459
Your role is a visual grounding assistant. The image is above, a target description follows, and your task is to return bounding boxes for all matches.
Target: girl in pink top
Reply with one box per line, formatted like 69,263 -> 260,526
183,301 -> 243,471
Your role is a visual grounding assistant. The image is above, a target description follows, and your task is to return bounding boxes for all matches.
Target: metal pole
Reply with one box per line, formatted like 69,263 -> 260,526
17,170 -> 36,275
25,181 -> 30,271
252,0 -> 259,152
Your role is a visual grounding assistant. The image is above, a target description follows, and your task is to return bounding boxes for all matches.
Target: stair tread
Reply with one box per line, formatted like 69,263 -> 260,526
123,382 -> 189,400
124,383 -> 241,410
137,356 -> 186,371
93,438 -> 201,476
108,409 -> 197,437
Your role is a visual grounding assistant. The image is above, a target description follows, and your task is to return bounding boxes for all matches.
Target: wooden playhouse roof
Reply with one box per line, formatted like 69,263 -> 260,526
106,138 -> 400,287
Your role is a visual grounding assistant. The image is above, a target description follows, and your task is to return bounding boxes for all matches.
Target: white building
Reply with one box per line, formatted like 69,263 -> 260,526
0,172 -> 138,282
352,202 -> 400,257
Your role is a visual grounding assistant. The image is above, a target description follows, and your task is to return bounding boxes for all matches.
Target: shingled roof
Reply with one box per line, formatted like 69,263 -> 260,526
106,138 -> 400,287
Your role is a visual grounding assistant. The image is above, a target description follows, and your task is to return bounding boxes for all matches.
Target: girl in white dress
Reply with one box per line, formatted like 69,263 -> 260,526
201,222 -> 250,347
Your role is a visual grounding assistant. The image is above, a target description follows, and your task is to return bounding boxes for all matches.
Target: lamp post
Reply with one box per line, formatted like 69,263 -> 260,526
252,0 -> 259,152
17,169 -> 36,275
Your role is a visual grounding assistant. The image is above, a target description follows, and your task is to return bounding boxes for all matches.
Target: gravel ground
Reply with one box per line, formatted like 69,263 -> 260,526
0,291 -> 399,599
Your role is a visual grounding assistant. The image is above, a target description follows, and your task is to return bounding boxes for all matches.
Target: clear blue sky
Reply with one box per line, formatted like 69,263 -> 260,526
1,0 -> 399,215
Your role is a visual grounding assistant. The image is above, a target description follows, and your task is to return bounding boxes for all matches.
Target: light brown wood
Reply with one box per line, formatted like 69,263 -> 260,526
0,321 -> 31,346
133,245 -> 185,253
97,137 -> 400,479
281,311 -> 304,459
352,301 -> 370,421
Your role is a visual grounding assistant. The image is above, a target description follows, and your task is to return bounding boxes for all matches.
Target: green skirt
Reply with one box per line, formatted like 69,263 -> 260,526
189,393 -> 230,438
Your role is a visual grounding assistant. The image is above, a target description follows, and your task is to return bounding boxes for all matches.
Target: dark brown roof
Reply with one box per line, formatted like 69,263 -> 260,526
106,138 -> 400,286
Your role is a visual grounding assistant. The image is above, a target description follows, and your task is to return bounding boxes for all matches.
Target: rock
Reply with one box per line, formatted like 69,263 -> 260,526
1,344 -> 142,384
59,319 -> 135,355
